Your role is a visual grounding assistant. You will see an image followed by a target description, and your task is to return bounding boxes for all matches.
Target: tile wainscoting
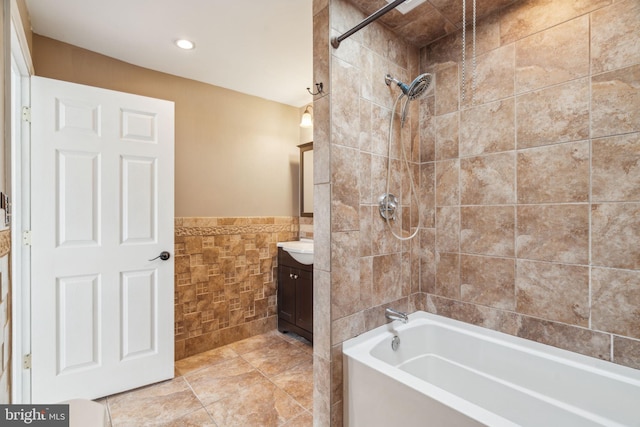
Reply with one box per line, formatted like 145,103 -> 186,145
174,217 -> 300,360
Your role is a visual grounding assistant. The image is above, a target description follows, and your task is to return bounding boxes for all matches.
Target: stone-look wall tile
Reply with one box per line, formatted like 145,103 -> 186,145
516,204 -> 589,264
591,0 -> 640,74
371,204 -> 401,257
331,145 -> 360,231
314,95 -> 330,185
359,99 -> 372,153
461,255 -> 515,311
313,354 -> 331,427
460,152 -> 515,205
515,16 -> 589,94
592,133 -> 640,202
314,269 -> 331,361
435,64 -> 459,116
516,316 -> 611,361
372,253 -> 404,306
314,183 -> 331,272
500,0 -> 612,45
516,260 -> 589,326
330,345 -> 343,406
331,231 -> 362,320
371,105 -> 393,157
460,206 -> 515,257
330,0 -> 365,44
360,257 -> 374,310
592,64 -> 640,138
461,44 -> 515,108
331,312 -> 365,345
435,112 -> 459,160
368,23 -> 411,72
359,151 -> 372,204
460,99 -> 515,157
370,155 -> 388,209
331,58 -> 361,149
419,96 -> 436,162
420,229 -> 436,294
517,141 -> 590,203
420,163 -> 435,228
435,159 -> 459,206
313,5 -> 330,102
363,297 -> 410,331
426,295 -> 520,336
592,203 -> 640,270
435,252 -> 460,299
359,206 -> 372,257
175,218 -> 297,359
516,78 -> 590,148
435,206 -> 459,253
592,267 -> 640,339
613,336 -> 640,370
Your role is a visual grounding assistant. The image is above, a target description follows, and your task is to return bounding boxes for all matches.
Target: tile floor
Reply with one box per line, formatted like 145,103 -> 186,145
98,330 -> 314,426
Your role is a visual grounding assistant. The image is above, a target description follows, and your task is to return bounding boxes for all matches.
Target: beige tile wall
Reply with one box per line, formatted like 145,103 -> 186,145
318,0 -> 640,425
423,0 -> 640,367
174,217 -> 299,359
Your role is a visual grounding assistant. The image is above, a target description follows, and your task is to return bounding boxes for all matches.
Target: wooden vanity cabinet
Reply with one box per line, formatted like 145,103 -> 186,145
277,247 -> 313,342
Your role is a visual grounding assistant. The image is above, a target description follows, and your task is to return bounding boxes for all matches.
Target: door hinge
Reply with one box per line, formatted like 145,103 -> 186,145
22,106 -> 31,123
22,230 -> 32,246
23,354 -> 31,370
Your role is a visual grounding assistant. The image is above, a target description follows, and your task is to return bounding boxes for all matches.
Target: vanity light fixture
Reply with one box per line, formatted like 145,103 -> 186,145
175,39 -> 195,50
300,105 -> 313,128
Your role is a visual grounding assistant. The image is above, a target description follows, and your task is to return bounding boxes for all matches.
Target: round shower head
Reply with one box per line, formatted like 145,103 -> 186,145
406,73 -> 433,100
385,73 -> 433,100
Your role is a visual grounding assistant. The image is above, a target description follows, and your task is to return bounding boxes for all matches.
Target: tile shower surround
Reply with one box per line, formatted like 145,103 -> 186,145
316,0 -> 640,424
174,217 -> 301,359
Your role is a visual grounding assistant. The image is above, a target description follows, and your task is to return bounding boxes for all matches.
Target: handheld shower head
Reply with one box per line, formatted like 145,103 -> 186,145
385,73 -> 433,100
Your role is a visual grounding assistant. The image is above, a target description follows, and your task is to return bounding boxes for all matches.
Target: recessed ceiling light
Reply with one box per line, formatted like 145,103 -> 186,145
175,39 -> 195,50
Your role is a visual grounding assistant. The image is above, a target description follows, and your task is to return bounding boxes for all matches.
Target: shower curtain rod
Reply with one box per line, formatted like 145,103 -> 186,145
331,0 -> 409,49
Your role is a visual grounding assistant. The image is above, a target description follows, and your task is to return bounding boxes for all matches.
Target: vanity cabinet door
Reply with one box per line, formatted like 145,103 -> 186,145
295,269 -> 313,332
278,265 -> 297,324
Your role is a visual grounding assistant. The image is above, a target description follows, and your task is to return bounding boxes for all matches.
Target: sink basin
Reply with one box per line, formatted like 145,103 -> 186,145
277,240 -> 314,265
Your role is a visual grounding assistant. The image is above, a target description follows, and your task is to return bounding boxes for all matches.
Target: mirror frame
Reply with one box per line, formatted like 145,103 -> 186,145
299,142 -> 313,217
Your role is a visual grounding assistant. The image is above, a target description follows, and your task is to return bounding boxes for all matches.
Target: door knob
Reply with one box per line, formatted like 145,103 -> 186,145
149,251 -> 171,261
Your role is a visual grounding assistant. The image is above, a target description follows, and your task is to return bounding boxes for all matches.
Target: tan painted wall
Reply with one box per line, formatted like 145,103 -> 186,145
32,35 -> 303,217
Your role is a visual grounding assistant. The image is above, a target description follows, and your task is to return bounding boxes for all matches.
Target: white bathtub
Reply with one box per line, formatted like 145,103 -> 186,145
343,311 -> 640,426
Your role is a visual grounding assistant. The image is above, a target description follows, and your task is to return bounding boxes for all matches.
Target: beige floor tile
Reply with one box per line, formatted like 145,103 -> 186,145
281,411 -> 314,427
175,345 -> 238,376
207,375 -> 304,427
227,330 -> 288,355
107,377 -> 203,426
161,408 -> 217,426
279,332 -> 313,355
241,339 -> 312,378
105,329 -> 314,426
185,356 -> 265,406
271,358 -> 314,410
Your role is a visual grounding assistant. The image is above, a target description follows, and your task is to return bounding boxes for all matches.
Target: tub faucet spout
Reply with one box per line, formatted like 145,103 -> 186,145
385,308 -> 408,324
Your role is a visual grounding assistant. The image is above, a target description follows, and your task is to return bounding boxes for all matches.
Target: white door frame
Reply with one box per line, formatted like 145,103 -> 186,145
9,0 -> 34,404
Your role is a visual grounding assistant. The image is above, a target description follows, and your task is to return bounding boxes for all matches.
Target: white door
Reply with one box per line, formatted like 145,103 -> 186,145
30,76 -> 175,403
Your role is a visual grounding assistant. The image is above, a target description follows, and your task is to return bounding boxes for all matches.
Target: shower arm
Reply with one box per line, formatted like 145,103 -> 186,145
331,0 -> 409,49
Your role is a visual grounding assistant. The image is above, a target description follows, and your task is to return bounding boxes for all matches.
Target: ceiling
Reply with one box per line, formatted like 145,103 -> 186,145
24,0 -> 314,107
24,0 -> 517,108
